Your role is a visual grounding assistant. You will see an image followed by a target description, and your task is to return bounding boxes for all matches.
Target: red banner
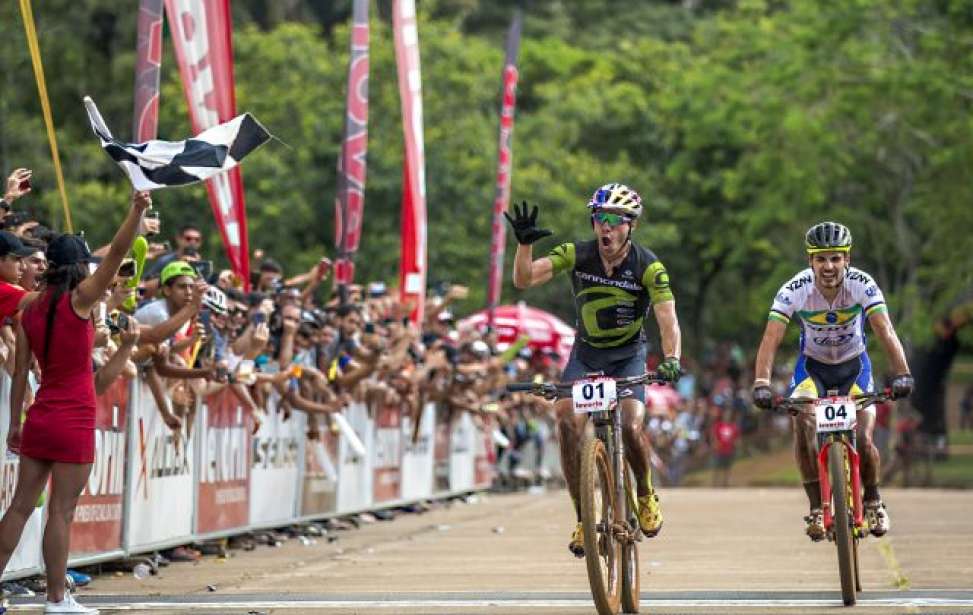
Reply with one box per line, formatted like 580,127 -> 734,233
196,388 -> 250,534
165,0 -> 250,288
70,378 -> 128,556
393,0 -> 428,324
487,12 -> 522,325
373,404 -> 402,503
132,0 -> 164,141
334,0 -> 370,288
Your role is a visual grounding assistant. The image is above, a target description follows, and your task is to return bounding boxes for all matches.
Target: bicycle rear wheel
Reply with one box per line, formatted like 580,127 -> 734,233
580,436 -> 621,615
829,444 -> 857,606
620,460 -> 640,614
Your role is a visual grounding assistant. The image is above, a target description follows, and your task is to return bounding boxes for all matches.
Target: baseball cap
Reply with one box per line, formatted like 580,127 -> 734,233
0,231 -> 37,259
45,233 -> 93,266
160,260 -> 198,286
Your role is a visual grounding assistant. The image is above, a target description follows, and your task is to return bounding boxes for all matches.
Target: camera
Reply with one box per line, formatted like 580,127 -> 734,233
118,259 -> 137,278
105,311 -> 130,335
191,259 -> 213,281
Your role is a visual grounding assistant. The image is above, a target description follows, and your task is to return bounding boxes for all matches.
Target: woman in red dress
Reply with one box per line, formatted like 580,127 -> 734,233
0,191 -> 151,614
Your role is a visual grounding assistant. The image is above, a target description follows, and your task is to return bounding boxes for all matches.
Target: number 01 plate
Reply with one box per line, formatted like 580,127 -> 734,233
813,397 -> 856,433
572,377 -> 617,414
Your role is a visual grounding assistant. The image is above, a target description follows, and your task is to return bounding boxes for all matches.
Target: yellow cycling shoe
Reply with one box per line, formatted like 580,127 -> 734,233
637,492 -> 663,537
568,522 -> 585,558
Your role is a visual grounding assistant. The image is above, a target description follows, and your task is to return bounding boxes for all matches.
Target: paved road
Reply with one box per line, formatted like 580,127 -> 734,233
8,488 -> 973,614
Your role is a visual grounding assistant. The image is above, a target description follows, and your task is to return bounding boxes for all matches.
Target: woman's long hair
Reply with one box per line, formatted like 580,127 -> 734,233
38,262 -> 88,362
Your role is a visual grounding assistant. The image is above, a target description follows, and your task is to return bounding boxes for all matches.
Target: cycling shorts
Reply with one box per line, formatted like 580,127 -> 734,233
788,353 -> 875,415
559,343 -> 646,404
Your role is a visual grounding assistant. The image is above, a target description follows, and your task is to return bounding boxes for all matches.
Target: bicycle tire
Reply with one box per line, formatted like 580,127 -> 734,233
853,533 -> 862,593
829,444 -> 857,606
620,460 -> 640,614
580,436 -> 621,615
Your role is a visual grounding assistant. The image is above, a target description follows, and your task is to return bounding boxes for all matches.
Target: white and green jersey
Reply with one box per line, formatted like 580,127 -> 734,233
769,267 -> 887,364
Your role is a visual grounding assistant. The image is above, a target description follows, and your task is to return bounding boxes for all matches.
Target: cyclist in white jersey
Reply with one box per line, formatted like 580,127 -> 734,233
751,222 -> 913,541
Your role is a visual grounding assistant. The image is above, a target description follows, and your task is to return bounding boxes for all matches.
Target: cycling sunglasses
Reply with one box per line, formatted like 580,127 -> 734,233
591,211 -> 630,227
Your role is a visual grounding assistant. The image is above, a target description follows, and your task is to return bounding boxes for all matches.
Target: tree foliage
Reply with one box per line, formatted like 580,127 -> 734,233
1,0 -> 970,359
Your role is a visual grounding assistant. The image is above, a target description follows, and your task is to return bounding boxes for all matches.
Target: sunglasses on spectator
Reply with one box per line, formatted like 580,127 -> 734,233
592,211 -> 630,227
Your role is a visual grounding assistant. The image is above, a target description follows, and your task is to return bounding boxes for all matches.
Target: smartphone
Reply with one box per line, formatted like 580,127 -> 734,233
144,210 -> 160,237
18,177 -> 30,192
191,260 -> 213,280
252,312 -> 266,325
363,322 -> 375,334
118,259 -> 137,278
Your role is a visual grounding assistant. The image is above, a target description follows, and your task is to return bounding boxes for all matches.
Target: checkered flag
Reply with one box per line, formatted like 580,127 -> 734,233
84,96 -> 271,191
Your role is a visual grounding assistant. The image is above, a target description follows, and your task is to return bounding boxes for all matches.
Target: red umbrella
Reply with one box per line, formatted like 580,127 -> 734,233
458,302 -> 575,368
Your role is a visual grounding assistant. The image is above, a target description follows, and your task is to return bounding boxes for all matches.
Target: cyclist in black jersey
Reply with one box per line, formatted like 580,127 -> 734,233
505,183 -> 682,558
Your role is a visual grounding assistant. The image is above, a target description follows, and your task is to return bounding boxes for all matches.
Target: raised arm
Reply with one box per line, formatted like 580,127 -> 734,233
74,191 -> 152,316
504,201 -> 554,289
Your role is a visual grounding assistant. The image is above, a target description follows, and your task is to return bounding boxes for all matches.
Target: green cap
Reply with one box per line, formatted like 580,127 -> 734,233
160,260 -> 197,286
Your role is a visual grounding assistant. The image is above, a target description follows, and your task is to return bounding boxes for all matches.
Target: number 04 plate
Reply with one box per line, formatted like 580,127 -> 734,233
813,397 -> 857,433
572,377 -> 617,414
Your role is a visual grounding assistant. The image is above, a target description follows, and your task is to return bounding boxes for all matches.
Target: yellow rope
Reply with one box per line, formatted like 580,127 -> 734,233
18,0 -> 73,232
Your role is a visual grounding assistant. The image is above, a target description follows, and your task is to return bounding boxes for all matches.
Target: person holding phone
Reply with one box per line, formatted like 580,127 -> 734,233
0,191 -> 152,614
0,168 -> 32,214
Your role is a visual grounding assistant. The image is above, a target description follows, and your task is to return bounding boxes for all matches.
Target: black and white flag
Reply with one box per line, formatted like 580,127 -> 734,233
84,96 -> 270,191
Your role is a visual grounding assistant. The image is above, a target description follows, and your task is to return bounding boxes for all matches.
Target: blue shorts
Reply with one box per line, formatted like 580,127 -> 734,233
559,343 -> 647,404
788,353 -> 874,398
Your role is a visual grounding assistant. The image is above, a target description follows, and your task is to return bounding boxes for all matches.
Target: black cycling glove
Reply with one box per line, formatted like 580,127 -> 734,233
503,201 -> 553,246
890,374 -> 914,400
752,385 -> 774,410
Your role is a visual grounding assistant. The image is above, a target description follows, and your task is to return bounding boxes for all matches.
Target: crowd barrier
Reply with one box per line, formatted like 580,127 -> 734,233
0,375 -> 497,580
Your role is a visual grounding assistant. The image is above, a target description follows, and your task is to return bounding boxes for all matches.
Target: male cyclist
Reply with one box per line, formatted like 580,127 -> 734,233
751,221 -> 913,540
505,183 -> 682,557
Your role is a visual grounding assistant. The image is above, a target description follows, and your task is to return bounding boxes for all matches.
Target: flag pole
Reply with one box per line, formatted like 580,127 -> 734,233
18,0 -> 73,232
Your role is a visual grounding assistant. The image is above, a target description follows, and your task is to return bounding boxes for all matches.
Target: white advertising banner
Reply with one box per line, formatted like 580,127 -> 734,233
400,403 -> 435,500
449,411 -> 476,492
337,402 -> 373,513
249,393 -> 303,526
125,381 -> 195,551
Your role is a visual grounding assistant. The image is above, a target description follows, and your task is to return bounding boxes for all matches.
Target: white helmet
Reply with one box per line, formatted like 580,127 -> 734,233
202,286 -> 228,315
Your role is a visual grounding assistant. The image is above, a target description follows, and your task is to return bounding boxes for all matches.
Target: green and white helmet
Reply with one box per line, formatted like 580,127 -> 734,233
805,221 -> 852,253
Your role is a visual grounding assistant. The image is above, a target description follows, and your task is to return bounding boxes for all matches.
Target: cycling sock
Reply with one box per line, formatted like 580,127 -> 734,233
863,484 -> 880,502
803,480 -> 822,510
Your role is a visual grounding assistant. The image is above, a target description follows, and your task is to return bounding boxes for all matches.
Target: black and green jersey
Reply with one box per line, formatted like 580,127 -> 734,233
548,240 -> 673,364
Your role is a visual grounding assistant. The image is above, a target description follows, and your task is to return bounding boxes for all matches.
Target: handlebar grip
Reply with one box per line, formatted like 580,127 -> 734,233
506,383 -> 536,392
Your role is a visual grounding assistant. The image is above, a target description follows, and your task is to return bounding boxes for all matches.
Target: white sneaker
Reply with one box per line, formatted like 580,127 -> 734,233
44,591 -> 99,614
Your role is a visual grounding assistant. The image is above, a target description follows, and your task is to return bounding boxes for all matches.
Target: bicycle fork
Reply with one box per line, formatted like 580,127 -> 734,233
818,435 -> 866,537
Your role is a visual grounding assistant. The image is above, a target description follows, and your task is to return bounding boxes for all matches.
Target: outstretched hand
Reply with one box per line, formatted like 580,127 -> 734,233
503,201 -> 553,246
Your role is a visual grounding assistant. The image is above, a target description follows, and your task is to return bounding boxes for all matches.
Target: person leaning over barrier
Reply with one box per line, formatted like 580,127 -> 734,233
0,190 -> 152,614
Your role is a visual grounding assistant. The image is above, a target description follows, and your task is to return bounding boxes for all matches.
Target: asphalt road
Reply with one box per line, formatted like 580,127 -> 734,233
8,488 -> 973,614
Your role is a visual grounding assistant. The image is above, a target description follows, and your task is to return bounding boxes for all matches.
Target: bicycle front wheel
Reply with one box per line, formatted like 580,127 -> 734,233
580,436 -> 621,615
620,459 -> 640,614
829,443 -> 857,606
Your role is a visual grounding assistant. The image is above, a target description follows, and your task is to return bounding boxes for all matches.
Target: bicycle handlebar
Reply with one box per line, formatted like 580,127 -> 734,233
772,388 -> 893,415
505,372 -> 672,399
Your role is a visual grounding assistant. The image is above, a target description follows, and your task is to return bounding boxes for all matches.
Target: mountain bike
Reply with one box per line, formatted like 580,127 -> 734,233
508,372 -> 669,615
774,389 -> 891,607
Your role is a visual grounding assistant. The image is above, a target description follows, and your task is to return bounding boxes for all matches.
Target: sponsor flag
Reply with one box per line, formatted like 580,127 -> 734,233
164,0 -> 251,287
334,0 -> 370,289
393,0 -> 428,324
486,11 -> 522,327
132,0 -> 164,141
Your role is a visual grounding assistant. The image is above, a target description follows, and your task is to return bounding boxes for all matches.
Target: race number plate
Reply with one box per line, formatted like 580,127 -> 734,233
814,397 -> 856,433
572,377 -> 617,414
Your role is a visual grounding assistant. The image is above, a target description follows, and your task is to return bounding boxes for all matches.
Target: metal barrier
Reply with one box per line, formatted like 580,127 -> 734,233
0,375 -> 497,580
